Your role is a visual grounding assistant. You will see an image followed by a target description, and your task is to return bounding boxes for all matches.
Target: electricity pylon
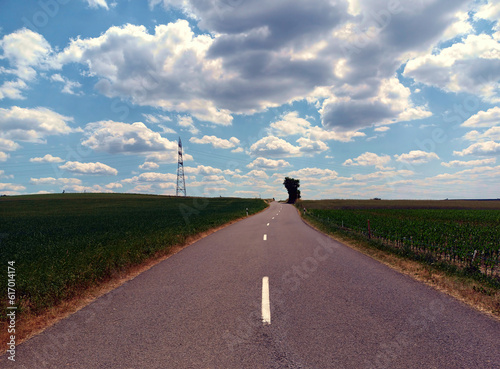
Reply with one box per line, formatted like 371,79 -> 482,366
176,137 -> 186,197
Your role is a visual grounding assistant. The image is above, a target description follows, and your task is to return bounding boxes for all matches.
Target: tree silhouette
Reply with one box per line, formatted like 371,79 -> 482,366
283,177 -> 300,204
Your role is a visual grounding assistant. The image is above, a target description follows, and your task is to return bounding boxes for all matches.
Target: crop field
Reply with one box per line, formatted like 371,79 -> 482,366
0,194 -> 267,320
299,200 -> 500,279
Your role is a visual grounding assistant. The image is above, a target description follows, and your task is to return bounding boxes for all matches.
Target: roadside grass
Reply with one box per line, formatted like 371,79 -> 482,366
0,194 -> 268,324
297,199 -> 500,319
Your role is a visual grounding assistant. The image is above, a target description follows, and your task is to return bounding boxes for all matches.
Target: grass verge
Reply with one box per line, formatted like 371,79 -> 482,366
299,207 -> 500,321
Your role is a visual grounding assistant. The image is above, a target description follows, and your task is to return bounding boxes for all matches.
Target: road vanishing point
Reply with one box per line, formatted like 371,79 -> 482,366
4,202 -> 499,368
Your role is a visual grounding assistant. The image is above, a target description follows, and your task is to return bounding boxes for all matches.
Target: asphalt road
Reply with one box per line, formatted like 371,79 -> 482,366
4,202 -> 499,368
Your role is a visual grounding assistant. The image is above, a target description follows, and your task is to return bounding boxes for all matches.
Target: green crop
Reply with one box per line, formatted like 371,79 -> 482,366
305,207 -> 499,278
0,194 -> 267,320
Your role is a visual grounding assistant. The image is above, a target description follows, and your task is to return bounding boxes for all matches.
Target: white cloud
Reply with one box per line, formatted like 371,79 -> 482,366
0,138 -> 20,152
308,126 -> 366,142
0,80 -> 28,100
30,177 -> 82,185
139,161 -> 160,170
286,167 -> 337,180
247,157 -> 290,170
394,150 -> 439,164
404,33 -> 500,102
463,127 -> 500,142
105,182 -> 123,189
0,28 -> 52,81
474,2 -> 500,22
461,107 -> 500,128
0,152 -> 8,161
320,77 -> 432,131
177,115 -> 201,135
249,136 -> 301,157
246,170 -> 269,179
83,121 -> 176,154
189,135 -> 240,149
143,114 -> 172,124
59,161 -> 118,175
441,158 -> 496,168
433,165 -> 500,181
343,152 -> 391,169
0,106 -> 76,143
269,112 -> 311,137
122,172 -> 177,183
55,21 -> 232,125
453,141 -> 500,156
85,0 -> 109,9
353,169 -> 414,181
269,111 -> 365,144
0,183 -> 26,192
184,165 -> 222,176
30,154 -> 64,163
296,137 -> 329,155
50,73 -> 82,95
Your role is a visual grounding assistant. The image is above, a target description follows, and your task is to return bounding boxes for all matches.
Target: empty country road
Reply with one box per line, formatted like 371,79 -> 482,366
4,202 -> 499,368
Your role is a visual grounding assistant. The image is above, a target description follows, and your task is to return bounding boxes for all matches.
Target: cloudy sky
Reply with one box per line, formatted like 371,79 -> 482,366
1,0 -> 499,199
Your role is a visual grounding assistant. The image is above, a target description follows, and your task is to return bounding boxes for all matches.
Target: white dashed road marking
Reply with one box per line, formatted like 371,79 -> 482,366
262,277 -> 271,324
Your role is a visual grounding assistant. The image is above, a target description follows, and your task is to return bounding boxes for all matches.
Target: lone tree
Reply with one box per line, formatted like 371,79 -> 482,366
283,177 -> 300,204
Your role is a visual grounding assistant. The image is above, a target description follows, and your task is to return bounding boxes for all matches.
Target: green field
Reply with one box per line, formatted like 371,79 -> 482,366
0,194 -> 268,319
299,200 -> 500,280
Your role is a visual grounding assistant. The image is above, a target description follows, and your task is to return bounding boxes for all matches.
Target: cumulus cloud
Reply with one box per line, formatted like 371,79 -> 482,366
55,21 -> 232,125
461,107 -> 500,128
247,157 -> 290,170
83,121 -> 176,154
0,183 -> 26,192
246,170 -> 269,179
30,177 -> 82,185
59,161 -> 118,175
139,161 -> 160,170
0,106 -> 77,143
189,135 -> 240,149
269,111 -> 365,144
0,28 -> 53,99
353,169 -> 414,181
269,112 -> 311,137
394,150 -> 439,164
30,154 -> 64,163
177,116 -> 200,135
453,141 -> 500,156
286,167 -> 337,180
320,78 -> 431,131
50,74 -> 82,95
463,127 -> 500,142
0,28 -> 52,80
441,158 -> 496,168
85,0 -> 109,9
184,165 -> 222,176
105,182 -> 123,189
249,136 -> 301,157
343,152 -> 391,169
122,172 -> 177,183
0,138 -> 20,152
404,33 -> 500,102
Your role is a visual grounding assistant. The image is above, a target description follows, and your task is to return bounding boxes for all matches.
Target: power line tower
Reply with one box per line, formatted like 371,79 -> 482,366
176,137 -> 187,197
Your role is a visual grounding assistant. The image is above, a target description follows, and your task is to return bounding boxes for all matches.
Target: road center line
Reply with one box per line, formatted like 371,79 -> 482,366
267,223 -> 270,226
262,276 -> 271,325
263,234 -> 267,241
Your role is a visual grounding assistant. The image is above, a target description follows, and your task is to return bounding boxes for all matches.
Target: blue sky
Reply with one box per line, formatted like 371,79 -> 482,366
1,0 -> 499,199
